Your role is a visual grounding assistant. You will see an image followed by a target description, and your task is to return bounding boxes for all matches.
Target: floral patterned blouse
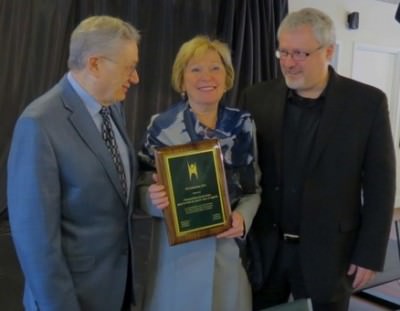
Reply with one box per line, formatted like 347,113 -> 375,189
139,100 -> 258,205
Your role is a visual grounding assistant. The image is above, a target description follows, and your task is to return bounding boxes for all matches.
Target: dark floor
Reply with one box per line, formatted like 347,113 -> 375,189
1,210 -> 399,311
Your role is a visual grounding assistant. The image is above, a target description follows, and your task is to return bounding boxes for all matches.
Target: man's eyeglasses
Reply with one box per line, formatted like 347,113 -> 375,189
99,56 -> 137,75
275,46 -> 323,62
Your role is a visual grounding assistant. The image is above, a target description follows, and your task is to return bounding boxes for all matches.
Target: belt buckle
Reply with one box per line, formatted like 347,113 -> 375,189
283,233 -> 300,242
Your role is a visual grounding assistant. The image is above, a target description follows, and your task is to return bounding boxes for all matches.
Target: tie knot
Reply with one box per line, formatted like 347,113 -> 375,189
100,106 -> 111,118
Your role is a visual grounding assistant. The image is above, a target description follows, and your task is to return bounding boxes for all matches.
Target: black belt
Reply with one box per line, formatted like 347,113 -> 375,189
282,233 -> 300,243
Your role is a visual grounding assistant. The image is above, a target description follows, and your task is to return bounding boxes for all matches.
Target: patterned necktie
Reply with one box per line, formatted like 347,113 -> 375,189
100,106 -> 127,198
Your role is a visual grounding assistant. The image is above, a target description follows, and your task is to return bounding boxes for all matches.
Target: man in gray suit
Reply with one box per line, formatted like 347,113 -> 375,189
240,8 -> 395,311
7,16 -> 140,311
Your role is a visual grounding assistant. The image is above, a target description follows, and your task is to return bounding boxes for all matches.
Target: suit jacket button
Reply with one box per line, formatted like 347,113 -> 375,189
274,186 -> 280,191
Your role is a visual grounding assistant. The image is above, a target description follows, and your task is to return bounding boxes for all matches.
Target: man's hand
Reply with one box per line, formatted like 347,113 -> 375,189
217,211 -> 245,239
347,264 -> 376,289
148,173 -> 169,210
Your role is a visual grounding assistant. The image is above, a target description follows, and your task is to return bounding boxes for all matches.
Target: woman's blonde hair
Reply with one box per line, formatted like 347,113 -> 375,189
171,35 -> 234,93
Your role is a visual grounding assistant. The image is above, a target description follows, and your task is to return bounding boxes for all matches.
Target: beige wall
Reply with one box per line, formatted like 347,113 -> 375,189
288,0 -> 400,77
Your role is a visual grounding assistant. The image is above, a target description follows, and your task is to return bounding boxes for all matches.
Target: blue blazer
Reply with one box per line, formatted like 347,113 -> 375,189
7,75 -> 137,311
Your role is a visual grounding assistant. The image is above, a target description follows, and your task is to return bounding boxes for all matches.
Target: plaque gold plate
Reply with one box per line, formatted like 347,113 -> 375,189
155,139 -> 231,245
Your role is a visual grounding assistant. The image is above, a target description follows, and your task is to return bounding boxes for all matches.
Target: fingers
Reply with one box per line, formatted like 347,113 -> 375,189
347,264 -> 356,276
152,173 -> 159,183
217,227 -> 242,238
354,268 -> 375,289
217,211 -> 244,239
148,182 -> 169,210
348,265 -> 376,289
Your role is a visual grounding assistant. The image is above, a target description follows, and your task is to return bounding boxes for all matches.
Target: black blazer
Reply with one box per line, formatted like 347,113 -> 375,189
240,67 -> 396,301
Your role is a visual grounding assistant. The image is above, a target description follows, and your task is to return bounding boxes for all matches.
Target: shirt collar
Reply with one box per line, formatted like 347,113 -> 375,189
67,72 -> 103,117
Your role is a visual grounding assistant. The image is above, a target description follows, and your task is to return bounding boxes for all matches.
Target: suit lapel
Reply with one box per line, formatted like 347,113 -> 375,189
307,71 -> 346,174
59,77 -> 127,204
270,81 -> 287,184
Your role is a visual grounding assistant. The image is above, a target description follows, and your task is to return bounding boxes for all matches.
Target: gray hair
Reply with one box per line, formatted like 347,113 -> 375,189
278,8 -> 336,47
68,15 -> 140,70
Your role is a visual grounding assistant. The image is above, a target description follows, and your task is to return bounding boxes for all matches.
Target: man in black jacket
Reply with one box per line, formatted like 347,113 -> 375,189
241,7 -> 396,311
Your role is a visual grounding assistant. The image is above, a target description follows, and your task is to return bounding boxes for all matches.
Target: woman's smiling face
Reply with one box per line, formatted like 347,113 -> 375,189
182,49 -> 227,108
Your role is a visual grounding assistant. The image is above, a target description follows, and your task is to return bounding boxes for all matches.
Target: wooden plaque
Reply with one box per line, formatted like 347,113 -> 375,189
154,139 -> 231,245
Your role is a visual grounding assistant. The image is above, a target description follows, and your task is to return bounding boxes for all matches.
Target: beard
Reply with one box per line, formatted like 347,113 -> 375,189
283,73 -> 304,90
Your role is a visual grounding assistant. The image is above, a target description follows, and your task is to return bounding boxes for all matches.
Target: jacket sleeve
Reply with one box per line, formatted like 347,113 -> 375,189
352,92 -> 396,271
234,120 -> 261,236
7,116 -> 80,311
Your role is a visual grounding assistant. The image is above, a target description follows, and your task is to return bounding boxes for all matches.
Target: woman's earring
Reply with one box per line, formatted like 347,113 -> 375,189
180,91 -> 187,100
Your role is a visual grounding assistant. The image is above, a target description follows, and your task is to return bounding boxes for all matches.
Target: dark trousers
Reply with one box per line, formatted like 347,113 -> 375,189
252,241 -> 350,311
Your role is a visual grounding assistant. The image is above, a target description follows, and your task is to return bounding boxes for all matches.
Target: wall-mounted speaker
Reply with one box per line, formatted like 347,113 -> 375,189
396,3 -> 400,23
347,12 -> 359,29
